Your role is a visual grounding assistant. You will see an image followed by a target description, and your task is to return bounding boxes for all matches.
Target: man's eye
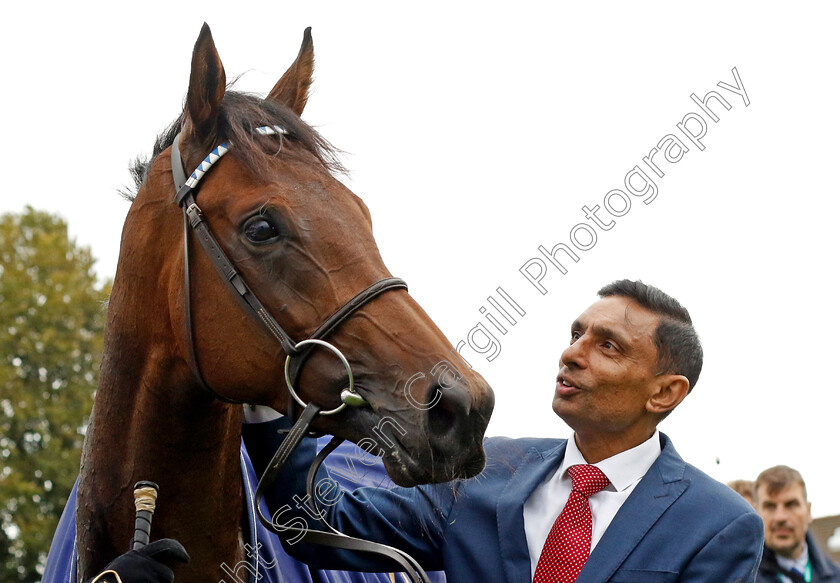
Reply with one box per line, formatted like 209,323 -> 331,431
243,216 -> 280,243
603,341 -> 615,350
570,332 -> 581,343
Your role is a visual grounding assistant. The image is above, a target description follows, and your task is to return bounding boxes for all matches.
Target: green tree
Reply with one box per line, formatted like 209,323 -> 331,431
0,207 -> 111,581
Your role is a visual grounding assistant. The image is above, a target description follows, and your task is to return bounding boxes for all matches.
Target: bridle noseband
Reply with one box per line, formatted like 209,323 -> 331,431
170,127 -> 430,583
170,128 -> 407,412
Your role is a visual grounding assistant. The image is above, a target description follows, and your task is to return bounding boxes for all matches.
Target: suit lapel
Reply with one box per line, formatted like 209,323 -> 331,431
497,441 -> 567,583
576,433 -> 689,583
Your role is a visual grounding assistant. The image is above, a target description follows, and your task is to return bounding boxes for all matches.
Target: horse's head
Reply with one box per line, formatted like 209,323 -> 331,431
124,25 -> 494,486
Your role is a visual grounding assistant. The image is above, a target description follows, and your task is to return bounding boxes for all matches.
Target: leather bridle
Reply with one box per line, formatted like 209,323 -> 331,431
170,127 -> 430,582
170,127 -> 407,410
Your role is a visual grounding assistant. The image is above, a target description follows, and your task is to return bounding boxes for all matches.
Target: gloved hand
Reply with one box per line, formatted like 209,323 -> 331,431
91,539 -> 190,583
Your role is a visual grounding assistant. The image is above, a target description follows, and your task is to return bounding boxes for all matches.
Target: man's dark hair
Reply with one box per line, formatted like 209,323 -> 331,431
598,279 -> 703,392
754,465 -> 808,501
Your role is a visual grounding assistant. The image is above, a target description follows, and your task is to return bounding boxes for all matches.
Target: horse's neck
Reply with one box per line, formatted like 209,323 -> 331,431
77,341 -> 245,581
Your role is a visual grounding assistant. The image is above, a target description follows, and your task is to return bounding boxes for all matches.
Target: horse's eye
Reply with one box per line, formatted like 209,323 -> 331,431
243,216 -> 280,243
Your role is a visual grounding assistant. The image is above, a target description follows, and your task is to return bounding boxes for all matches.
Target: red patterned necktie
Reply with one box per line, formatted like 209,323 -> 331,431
533,464 -> 611,583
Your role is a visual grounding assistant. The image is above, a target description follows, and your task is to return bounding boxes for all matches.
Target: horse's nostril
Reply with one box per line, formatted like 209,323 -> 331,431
420,378 -> 494,481
427,388 -> 455,437
426,383 -> 472,444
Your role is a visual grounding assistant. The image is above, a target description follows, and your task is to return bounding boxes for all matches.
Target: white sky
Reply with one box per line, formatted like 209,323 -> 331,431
2,2 -> 839,517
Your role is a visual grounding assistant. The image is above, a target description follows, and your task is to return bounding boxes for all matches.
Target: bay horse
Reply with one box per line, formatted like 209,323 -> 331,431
76,25 -> 494,582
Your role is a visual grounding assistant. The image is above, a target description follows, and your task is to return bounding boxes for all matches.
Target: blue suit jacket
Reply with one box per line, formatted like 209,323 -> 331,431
756,532 -> 840,583
245,424 -> 764,583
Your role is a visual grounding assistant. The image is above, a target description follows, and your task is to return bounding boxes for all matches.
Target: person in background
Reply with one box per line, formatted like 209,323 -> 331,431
728,479 -> 756,507
755,465 -> 840,583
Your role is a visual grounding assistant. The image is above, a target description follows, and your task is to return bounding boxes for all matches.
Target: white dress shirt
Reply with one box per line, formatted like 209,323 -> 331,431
523,430 -> 662,578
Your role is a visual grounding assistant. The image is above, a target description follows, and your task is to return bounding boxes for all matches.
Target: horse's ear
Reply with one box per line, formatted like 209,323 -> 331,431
267,27 -> 314,116
183,23 -> 226,143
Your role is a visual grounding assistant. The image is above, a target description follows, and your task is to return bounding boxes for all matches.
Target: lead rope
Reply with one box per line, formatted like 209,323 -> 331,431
252,404 -> 431,583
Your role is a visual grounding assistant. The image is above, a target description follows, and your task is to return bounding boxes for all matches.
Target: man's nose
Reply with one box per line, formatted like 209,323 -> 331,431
772,507 -> 789,523
561,337 -> 587,369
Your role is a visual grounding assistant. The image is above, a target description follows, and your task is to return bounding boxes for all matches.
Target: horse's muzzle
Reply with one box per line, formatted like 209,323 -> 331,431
423,377 -> 495,482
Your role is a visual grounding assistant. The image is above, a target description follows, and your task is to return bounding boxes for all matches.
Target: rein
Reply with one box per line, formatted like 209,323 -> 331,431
253,403 -> 431,583
171,128 -> 430,582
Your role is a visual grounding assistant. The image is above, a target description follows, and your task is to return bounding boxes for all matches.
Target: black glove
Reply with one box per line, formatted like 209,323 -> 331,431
91,539 -> 190,583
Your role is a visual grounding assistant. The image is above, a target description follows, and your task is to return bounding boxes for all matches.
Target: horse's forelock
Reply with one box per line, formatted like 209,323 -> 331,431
220,92 -> 346,181
121,91 -> 345,202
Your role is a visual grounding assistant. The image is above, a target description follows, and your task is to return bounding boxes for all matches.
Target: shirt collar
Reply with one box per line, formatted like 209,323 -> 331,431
561,430 -> 662,492
776,543 -> 809,574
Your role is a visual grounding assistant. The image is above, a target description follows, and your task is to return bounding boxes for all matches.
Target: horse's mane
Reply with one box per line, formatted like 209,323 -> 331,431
122,90 -> 345,201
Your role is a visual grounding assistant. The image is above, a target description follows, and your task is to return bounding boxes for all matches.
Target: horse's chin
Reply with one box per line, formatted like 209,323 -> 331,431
380,441 -> 488,487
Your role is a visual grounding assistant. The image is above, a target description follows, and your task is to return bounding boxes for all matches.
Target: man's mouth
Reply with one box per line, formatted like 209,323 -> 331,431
555,373 -> 582,397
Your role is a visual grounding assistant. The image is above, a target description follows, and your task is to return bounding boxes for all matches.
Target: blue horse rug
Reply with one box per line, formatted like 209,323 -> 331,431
43,437 -> 445,583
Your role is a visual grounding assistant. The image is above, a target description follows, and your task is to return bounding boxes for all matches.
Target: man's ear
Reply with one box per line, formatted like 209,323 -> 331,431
646,374 -> 690,416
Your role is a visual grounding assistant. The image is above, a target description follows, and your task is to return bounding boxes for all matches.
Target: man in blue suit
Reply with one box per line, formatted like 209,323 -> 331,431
246,279 -> 764,582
